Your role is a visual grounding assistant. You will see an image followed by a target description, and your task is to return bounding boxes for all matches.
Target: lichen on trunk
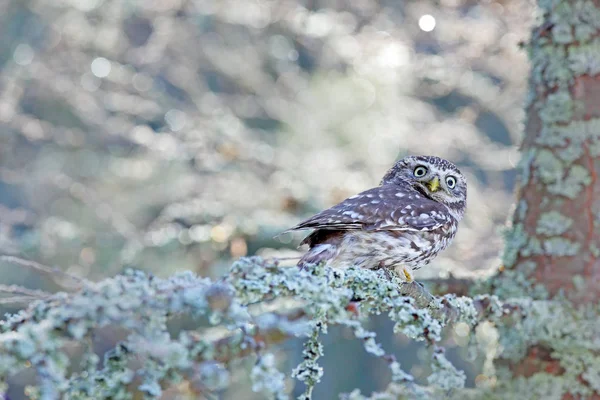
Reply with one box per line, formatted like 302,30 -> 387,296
489,0 -> 600,398
499,0 -> 600,304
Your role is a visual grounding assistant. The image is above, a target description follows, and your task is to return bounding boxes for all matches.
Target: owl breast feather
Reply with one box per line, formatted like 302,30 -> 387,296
316,225 -> 455,271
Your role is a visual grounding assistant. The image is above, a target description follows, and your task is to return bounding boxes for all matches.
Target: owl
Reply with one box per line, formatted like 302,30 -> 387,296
284,155 -> 467,282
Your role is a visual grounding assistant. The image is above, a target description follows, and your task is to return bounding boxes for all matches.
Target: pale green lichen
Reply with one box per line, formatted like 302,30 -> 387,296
548,164 -> 591,199
0,265 -> 295,399
483,300 -> 600,399
539,119 -> 600,149
556,143 -> 584,163
520,236 -> 543,257
341,291 -> 600,399
427,348 -> 466,391
581,359 -> 600,393
536,211 -> 572,236
572,274 -> 586,291
551,23 -> 574,44
531,149 -> 564,185
2,252 -> 600,400
505,0 -> 600,331
542,237 -> 581,256
538,90 -> 573,123
340,349 -> 468,400
0,257 -> 487,399
292,323 -> 324,399
251,353 -> 287,400
590,243 -> 600,257
516,200 -> 528,221
529,45 -> 571,87
515,149 -> 535,189
484,260 -> 549,300
568,38 -> 600,75
501,223 -> 528,268
586,119 -> 600,156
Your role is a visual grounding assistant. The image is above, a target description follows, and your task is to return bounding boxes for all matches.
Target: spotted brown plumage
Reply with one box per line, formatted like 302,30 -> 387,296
284,155 -> 467,282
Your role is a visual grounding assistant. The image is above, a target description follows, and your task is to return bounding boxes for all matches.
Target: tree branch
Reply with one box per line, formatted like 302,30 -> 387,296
0,257 -> 525,399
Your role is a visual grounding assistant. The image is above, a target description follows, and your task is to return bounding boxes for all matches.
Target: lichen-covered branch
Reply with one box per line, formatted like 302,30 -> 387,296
0,256 -> 510,399
0,256 -> 577,399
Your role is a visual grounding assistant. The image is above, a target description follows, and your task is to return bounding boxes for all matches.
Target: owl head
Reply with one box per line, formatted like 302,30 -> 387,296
381,155 -> 467,215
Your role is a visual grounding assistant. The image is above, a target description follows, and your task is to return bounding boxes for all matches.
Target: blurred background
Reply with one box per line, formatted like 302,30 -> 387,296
0,0 -> 534,397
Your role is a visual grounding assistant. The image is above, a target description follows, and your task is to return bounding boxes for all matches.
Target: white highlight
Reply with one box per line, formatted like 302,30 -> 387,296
418,15 -> 436,32
91,57 -> 111,78
14,44 -> 34,66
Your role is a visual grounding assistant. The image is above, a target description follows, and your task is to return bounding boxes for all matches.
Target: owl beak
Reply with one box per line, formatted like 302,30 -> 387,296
426,176 -> 440,192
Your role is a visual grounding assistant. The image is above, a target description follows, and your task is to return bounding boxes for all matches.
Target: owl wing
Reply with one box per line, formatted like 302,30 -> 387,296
284,185 -> 452,234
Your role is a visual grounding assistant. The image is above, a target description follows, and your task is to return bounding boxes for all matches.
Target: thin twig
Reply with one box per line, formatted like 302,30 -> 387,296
0,296 -> 40,305
0,284 -> 50,298
0,255 -> 88,288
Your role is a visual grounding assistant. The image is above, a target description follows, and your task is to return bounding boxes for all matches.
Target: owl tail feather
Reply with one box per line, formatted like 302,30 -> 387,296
297,243 -> 337,270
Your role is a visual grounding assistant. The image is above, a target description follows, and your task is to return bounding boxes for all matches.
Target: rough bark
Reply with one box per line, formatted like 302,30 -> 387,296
502,0 -> 600,304
496,0 -> 600,397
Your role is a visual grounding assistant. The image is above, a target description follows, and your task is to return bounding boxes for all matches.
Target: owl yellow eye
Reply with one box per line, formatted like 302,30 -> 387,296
414,166 -> 428,177
446,176 -> 457,189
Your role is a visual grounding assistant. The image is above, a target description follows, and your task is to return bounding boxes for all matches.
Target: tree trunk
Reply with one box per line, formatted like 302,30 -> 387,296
501,0 -> 600,305
495,0 -> 600,396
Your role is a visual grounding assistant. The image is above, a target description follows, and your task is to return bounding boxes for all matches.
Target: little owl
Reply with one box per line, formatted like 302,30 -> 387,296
284,155 -> 467,282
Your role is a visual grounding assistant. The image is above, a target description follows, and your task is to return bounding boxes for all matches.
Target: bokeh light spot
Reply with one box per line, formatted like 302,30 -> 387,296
418,14 -> 436,32
91,57 -> 111,78
13,44 -> 34,66
454,322 -> 470,337
165,109 -> 187,131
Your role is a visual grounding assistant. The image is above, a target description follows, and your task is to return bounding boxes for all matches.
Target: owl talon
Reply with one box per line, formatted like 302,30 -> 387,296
402,267 -> 414,283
